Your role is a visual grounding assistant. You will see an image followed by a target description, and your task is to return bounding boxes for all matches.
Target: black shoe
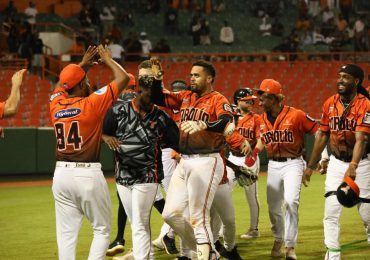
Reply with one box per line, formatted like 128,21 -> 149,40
176,257 -> 191,260
162,234 -> 179,254
106,239 -> 125,256
219,245 -> 243,260
214,240 -> 223,252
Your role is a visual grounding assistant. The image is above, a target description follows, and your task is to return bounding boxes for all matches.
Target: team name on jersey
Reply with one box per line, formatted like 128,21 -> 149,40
238,127 -> 255,140
329,116 -> 356,131
54,108 -> 81,119
181,108 -> 210,122
262,129 -> 294,144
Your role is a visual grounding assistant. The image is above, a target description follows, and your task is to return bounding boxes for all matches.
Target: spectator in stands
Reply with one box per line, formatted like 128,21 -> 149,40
219,20 -> 234,45
7,22 -> 19,53
123,32 -> 142,61
199,18 -> 211,45
259,15 -> 272,36
31,32 -> 44,77
2,0 -> 17,21
139,31 -> 152,59
100,2 -> 116,37
321,6 -> 334,24
88,1 -> 101,32
190,15 -> 201,45
308,0 -> 320,17
336,13 -> 348,32
164,7 -> 179,34
108,23 -> 123,43
295,15 -> 311,32
107,38 -> 125,65
271,17 -> 285,37
18,22 -> 33,69
118,10 -> 134,27
213,0 -> 226,12
312,27 -> 327,44
339,0 -> 352,22
79,3 -> 93,27
353,15 -> 368,51
298,0 -> 309,18
321,17 -> 336,38
24,1 -> 38,29
152,38 -> 171,53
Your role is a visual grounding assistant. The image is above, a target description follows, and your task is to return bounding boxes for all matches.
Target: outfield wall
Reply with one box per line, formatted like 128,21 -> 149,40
0,128 -> 315,175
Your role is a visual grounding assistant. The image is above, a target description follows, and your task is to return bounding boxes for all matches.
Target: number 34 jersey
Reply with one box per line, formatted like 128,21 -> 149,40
49,81 -> 119,162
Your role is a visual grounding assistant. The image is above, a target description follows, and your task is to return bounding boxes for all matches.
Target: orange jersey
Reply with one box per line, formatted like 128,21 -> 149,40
236,112 -> 262,149
0,101 -> 4,119
319,94 -> 370,157
159,106 -> 181,124
163,90 -> 233,154
260,105 -> 318,158
50,81 -> 119,162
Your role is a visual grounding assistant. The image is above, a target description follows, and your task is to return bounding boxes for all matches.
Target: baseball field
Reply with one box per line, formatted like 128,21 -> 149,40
0,173 -> 369,260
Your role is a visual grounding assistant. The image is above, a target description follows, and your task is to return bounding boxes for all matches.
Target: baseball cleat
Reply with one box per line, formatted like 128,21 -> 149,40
285,247 -> 297,260
152,236 -> 165,250
106,239 -> 125,256
113,248 -> 133,260
240,228 -> 260,239
162,234 -> 179,254
271,240 -> 284,257
219,245 -> 243,260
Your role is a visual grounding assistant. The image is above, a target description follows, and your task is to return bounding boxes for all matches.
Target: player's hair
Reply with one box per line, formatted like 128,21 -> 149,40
138,60 -> 152,70
192,60 -> 216,83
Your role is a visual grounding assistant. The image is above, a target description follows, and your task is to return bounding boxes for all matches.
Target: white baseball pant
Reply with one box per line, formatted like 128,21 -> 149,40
227,154 -> 260,230
324,155 -> 370,260
162,153 -> 224,252
267,157 -> 305,247
210,183 -> 236,251
52,162 -> 111,260
116,183 -> 158,260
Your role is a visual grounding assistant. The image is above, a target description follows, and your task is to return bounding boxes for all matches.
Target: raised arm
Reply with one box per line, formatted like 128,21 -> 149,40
97,45 -> 129,93
3,69 -> 27,118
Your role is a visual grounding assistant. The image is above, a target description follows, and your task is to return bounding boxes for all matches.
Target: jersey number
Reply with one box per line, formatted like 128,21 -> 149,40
55,122 -> 82,150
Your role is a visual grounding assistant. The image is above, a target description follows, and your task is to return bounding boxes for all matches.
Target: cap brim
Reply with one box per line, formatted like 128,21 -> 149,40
240,95 -> 257,101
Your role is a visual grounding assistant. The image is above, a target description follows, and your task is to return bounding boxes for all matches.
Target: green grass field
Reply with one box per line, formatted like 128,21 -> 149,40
0,174 -> 369,260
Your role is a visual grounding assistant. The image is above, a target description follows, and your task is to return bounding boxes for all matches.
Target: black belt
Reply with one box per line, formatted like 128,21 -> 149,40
270,157 -> 298,162
333,153 -> 368,163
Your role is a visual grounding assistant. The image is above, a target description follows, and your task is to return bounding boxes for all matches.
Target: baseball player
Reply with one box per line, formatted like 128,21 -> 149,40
227,88 -> 262,239
103,59 -> 180,260
151,59 -> 235,260
50,45 -> 129,260
303,64 -> 370,260
0,69 -> 26,137
250,79 -> 318,260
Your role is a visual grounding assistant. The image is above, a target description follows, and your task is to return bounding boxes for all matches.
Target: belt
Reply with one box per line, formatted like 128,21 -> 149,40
270,157 -> 298,162
333,153 -> 368,163
56,161 -> 101,168
182,153 -> 219,159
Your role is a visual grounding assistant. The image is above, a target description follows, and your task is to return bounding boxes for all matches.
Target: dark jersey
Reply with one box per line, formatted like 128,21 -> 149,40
103,98 -> 179,186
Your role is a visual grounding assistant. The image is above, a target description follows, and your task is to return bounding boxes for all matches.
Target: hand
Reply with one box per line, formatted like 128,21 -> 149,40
181,121 -> 207,134
344,164 -> 357,180
318,159 -> 329,175
240,140 -> 251,156
0,127 -> 4,138
302,168 -> 313,187
79,45 -> 98,67
102,135 -> 122,151
97,44 -> 112,64
11,69 -> 26,88
245,148 -> 259,167
150,57 -> 163,80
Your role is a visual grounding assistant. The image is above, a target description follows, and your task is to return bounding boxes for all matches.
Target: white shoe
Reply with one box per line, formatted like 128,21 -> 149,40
240,229 -> 260,239
271,240 -> 283,257
152,236 -> 165,250
285,247 -> 297,260
113,248 -> 134,260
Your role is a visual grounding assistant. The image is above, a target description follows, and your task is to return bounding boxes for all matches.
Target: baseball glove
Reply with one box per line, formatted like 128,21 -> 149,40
226,159 -> 258,187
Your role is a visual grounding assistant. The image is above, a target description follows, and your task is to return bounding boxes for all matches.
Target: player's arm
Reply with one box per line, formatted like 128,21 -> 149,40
225,130 -> 251,156
345,131 -> 368,180
181,113 -> 235,136
302,130 -> 330,187
102,107 -> 121,151
97,45 -> 129,93
2,69 -> 26,118
162,112 -> 180,152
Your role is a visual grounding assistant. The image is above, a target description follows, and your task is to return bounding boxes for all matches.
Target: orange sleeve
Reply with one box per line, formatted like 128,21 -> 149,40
214,95 -> 233,118
254,114 -> 262,138
299,110 -> 318,134
225,130 -> 245,151
0,101 -> 4,119
163,91 -> 187,110
319,98 -> 331,132
355,100 -> 370,134
87,81 -> 119,117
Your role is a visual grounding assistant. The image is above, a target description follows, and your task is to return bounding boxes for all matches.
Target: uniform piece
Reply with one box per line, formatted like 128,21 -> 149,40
50,80 -> 120,260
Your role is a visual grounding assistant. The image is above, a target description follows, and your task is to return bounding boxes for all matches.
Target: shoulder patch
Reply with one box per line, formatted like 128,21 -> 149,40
306,114 -> 316,122
223,103 -> 233,113
94,86 -> 108,95
49,92 -> 63,102
363,112 -> 370,124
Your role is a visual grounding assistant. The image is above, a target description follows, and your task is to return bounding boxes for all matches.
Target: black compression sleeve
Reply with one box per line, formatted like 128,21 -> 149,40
150,79 -> 166,106
205,114 -> 233,133
103,107 -> 117,135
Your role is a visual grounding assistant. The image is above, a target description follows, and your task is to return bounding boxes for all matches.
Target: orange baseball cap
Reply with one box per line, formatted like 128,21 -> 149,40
59,64 -> 86,90
255,79 -> 282,95
128,73 -> 136,87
